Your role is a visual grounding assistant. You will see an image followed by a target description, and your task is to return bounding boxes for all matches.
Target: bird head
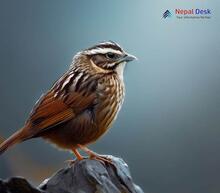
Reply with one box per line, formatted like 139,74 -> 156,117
72,41 -> 137,77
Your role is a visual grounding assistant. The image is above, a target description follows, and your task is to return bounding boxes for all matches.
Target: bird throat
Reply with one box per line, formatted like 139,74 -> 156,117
115,62 -> 126,81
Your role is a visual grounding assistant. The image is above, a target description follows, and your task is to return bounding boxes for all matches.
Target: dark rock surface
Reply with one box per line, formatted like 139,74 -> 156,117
0,155 -> 144,193
0,177 -> 42,193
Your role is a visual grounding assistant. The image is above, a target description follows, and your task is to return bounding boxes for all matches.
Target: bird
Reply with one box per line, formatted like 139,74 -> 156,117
0,41 -> 137,162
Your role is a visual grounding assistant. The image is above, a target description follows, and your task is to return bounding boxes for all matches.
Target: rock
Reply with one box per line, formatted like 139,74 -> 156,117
0,155 -> 144,193
0,177 -> 42,193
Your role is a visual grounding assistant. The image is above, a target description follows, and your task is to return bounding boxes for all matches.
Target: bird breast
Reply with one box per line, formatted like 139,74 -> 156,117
96,74 -> 125,133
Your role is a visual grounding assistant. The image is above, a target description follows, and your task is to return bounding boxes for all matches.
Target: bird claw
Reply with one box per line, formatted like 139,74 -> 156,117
90,154 -> 113,165
65,155 -> 114,167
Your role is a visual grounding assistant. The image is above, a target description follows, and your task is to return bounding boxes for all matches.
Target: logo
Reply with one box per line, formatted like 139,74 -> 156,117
175,9 -> 211,19
175,9 -> 211,15
162,10 -> 172,18
162,8 -> 212,19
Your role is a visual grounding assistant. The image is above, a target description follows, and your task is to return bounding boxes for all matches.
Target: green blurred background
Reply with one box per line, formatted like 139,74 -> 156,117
0,0 -> 219,193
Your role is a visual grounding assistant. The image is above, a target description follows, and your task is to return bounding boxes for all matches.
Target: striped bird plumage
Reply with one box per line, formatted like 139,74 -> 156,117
0,41 -> 136,158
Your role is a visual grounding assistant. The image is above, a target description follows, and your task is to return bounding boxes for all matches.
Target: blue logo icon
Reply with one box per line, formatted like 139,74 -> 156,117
163,10 -> 172,18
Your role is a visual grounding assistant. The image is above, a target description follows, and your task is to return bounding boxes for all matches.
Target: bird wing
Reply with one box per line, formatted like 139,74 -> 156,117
24,72 -> 98,138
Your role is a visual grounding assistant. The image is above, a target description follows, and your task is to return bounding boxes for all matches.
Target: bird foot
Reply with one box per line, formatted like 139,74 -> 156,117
77,144 -> 113,165
65,155 -> 114,167
89,154 -> 113,165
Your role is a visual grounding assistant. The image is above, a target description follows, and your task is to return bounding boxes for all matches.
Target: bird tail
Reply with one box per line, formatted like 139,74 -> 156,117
0,127 -> 27,155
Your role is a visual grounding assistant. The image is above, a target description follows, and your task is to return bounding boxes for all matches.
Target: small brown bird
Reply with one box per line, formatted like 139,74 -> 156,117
0,41 -> 137,162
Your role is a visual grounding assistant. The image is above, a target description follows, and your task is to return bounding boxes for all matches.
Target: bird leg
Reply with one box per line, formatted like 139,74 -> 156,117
77,144 -> 112,164
72,148 -> 84,160
65,148 -> 84,165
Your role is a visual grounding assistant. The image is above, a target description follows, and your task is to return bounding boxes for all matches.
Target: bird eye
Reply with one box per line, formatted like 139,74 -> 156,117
106,52 -> 117,59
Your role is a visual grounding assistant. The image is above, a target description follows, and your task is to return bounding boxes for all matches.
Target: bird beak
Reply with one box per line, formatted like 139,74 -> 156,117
122,53 -> 138,62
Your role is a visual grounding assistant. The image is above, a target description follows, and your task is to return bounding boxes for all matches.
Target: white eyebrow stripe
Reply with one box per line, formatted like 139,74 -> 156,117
84,48 -> 123,55
99,41 -> 115,46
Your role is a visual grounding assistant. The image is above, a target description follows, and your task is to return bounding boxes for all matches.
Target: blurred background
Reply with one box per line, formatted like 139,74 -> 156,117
0,0 -> 219,193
